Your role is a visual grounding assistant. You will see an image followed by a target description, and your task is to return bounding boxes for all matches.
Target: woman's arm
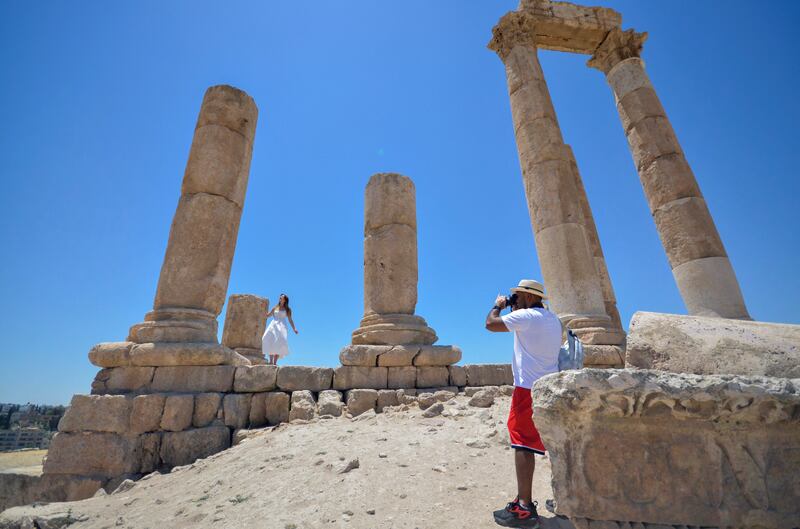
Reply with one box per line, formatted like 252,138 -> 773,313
288,311 -> 298,334
266,306 -> 276,319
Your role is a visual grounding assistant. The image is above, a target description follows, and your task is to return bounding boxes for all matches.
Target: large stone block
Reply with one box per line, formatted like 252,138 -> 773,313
0,474 -> 104,512
413,345 -> 462,366
151,365 -> 236,393
363,224 -> 418,316
377,345 -> 420,367
346,389 -> 378,417
233,365 -> 277,392
193,392 -> 222,427
59,394 -> 132,434
465,364 -> 513,387
248,393 -> 267,427
139,432 -> 161,473
160,395 -> 194,432
533,369 -> 800,528
448,365 -> 466,387
339,344 -> 388,366
317,390 -> 344,417
88,342 -> 133,368
130,342 -> 246,367
627,311 -> 800,378
160,426 -> 231,468
130,394 -> 166,434
352,313 -> 437,346
387,366 -> 416,389
44,432 -> 141,478
333,366 -> 388,390
127,312 -> 218,344
276,366 -> 333,392
222,294 -> 268,350
415,366 -> 448,388
223,393 -> 252,429
264,392 -> 290,425
289,391 -> 316,422
91,367 -> 154,394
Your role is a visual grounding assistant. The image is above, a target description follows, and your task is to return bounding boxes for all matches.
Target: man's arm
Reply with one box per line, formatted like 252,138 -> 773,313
485,295 -> 510,333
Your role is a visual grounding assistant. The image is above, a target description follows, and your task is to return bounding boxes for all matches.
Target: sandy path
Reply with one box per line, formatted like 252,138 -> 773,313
1,395 -> 572,529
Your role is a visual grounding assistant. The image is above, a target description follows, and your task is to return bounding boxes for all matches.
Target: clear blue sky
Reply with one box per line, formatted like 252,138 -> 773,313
1,1 -> 798,405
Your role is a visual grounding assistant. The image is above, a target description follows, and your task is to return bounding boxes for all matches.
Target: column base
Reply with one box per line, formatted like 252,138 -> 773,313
351,313 -> 437,345
128,308 -> 219,344
234,347 -> 267,365
560,313 -> 626,346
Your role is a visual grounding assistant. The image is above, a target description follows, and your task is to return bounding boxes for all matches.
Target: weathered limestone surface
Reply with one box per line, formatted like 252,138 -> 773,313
223,393 -> 252,429
88,342 -> 133,368
416,367 -> 449,389
488,12 -> 622,352
333,366 -> 388,390
44,433 -> 141,478
160,426 -> 231,468
248,393 -> 267,427
160,395 -> 194,432
465,364 -> 513,387
387,366 -> 416,389
91,367 -> 154,395
377,345 -> 421,367
627,311 -> 800,377
346,389 -> 378,416
289,391 -> 316,422
317,390 -> 345,417
448,365 -> 466,387
588,30 -> 748,320
58,395 -> 132,434
413,346 -> 462,366
533,369 -> 800,528
127,85 -> 258,350
130,394 -> 166,433
222,294 -> 268,364
150,366 -> 236,393
233,365 -> 277,392
193,393 -> 222,428
516,0 -> 621,54
339,345 -> 389,366
129,343 -> 247,367
263,392 -> 290,425
0,474 -> 104,513
276,366 -> 333,392
350,174 -> 438,347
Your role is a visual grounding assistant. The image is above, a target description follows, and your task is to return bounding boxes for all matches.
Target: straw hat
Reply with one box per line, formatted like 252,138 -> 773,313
510,279 -> 547,299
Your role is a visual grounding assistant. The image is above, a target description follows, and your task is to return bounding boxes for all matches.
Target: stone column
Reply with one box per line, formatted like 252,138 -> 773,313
489,12 -> 624,359
351,173 -> 437,345
222,294 -> 269,364
129,85 -> 259,344
588,29 -> 749,319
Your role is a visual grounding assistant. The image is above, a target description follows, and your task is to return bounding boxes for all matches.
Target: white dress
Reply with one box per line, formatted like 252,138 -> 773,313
262,309 -> 290,358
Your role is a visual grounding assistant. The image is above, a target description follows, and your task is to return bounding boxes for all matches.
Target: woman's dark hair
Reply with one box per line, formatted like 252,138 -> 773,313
279,293 -> 291,316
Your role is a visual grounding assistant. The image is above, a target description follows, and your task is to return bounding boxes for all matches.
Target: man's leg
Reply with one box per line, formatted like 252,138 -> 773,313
514,449 -> 536,507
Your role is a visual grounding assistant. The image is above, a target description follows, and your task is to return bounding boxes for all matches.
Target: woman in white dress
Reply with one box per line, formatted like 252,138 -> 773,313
262,294 -> 298,365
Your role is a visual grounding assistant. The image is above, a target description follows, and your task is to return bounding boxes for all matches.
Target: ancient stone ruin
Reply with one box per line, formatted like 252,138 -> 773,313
339,173 -> 463,387
487,1 -> 799,528
222,294 -> 269,365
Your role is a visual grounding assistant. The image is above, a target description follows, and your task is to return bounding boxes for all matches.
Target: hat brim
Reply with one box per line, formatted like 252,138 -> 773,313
511,287 -> 547,299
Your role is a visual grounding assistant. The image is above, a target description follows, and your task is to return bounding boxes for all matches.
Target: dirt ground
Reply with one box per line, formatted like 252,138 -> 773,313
0,450 -> 45,476
0,394 -> 573,529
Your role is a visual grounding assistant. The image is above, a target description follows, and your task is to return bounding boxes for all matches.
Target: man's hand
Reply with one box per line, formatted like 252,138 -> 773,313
494,294 -> 507,310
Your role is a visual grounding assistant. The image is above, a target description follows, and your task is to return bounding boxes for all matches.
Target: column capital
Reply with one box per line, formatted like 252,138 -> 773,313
587,27 -> 648,74
488,11 -> 538,61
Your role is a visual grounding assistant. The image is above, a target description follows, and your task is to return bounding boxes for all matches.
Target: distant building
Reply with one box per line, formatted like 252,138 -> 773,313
0,428 -> 51,451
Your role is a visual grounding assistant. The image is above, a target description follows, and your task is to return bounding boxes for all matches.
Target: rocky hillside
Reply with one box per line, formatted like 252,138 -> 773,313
0,393 -> 571,529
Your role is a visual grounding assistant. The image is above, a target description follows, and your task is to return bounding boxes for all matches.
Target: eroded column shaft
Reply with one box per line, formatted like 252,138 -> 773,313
129,85 -> 258,344
489,13 -> 623,356
589,30 -> 749,319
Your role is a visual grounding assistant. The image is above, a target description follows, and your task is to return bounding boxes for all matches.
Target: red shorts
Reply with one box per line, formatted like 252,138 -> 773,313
507,386 -> 546,455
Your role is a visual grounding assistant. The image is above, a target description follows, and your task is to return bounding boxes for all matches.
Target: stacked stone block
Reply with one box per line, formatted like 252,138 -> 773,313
222,294 -> 269,364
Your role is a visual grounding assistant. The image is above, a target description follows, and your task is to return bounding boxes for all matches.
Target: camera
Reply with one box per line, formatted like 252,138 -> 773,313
504,293 -> 518,309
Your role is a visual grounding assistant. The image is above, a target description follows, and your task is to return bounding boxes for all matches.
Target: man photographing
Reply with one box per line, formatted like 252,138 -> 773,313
485,279 -> 562,528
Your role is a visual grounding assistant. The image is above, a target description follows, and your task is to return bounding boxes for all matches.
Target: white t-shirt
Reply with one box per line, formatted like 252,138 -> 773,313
501,307 -> 562,389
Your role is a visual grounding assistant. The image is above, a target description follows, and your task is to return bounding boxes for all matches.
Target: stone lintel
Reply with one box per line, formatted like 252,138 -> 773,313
491,2 -> 622,58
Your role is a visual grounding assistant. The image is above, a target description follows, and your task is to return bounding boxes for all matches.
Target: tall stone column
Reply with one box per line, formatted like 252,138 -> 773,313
588,29 -> 750,319
489,11 -> 624,361
129,85 -> 259,344
351,173 -> 437,345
